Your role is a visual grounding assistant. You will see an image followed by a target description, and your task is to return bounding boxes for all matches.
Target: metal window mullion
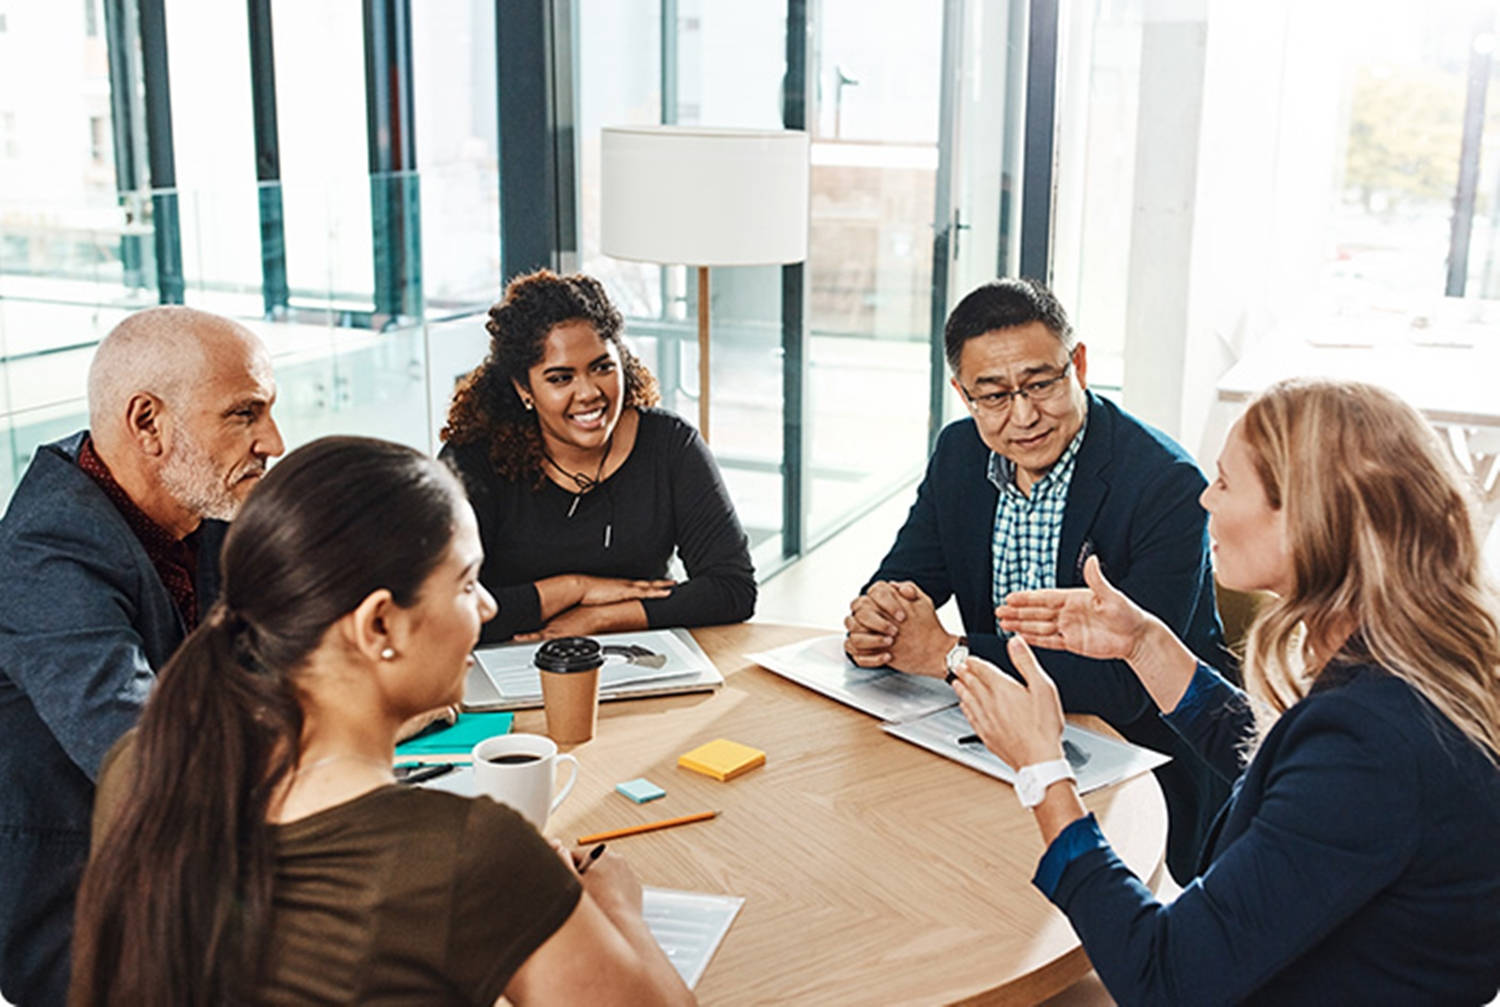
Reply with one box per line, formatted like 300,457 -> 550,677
781,0 -> 811,560
1019,0 -> 1058,282
496,0 -> 577,283
102,0 -> 146,291
363,0 -> 422,321
247,0 -> 288,318
137,0 -> 183,303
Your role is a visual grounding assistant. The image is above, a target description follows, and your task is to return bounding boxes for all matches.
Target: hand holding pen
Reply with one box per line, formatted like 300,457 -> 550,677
576,843 -> 606,874
570,843 -> 646,919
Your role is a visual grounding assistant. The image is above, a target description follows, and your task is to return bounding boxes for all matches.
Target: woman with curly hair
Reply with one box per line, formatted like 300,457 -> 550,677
441,270 -> 756,643
956,379 -> 1500,1003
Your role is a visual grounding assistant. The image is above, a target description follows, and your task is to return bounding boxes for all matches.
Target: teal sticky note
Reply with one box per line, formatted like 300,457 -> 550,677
615,778 -> 666,803
396,712 -> 513,756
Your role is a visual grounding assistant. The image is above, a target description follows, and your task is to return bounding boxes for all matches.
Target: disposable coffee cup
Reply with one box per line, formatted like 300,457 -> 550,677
471,733 -> 578,832
535,636 -> 603,744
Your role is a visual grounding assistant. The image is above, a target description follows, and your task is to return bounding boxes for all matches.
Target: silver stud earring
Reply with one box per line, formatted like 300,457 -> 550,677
380,647 -> 397,660
521,397 -> 534,411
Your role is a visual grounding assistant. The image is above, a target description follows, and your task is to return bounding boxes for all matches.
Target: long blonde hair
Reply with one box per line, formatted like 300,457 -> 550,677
1238,379 -> 1500,763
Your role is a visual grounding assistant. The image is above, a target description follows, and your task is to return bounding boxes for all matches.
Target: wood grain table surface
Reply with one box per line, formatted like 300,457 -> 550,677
506,622 -> 1167,1006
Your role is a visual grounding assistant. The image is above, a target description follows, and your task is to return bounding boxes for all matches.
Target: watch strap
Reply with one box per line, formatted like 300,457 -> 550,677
1015,758 -> 1077,808
942,636 -> 970,683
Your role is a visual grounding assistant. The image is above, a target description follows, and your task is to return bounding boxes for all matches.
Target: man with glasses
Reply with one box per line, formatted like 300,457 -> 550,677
844,278 -> 1227,882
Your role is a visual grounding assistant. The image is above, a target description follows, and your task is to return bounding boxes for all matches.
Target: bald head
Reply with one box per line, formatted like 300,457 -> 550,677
88,307 -> 258,437
86,306 -> 283,536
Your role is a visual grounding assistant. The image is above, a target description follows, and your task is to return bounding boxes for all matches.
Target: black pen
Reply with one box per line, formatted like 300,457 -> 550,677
577,843 -> 606,875
397,763 -> 457,785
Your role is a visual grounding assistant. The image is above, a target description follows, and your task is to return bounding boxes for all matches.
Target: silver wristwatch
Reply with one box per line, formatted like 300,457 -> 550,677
943,637 -> 969,681
1014,759 -> 1077,808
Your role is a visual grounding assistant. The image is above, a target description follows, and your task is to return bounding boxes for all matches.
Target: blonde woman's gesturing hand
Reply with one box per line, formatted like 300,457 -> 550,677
951,637 -> 1066,770
995,555 -> 1148,662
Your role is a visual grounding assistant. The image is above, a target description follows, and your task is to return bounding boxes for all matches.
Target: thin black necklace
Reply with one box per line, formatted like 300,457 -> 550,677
542,430 -> 615,519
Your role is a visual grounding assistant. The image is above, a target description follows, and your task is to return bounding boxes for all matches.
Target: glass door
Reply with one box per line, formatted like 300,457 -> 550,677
803,0 -> 948,542
930,0 -> 1028,435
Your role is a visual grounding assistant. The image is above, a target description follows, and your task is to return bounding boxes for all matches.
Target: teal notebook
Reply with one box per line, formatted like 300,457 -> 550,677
396,712 -> 513,756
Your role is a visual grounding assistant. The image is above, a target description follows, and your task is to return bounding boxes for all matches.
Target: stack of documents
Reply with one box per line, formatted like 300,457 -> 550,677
748,634 -> 1169,794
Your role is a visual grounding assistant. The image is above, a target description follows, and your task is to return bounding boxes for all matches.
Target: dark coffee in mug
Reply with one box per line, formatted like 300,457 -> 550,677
486,753 -> 542,765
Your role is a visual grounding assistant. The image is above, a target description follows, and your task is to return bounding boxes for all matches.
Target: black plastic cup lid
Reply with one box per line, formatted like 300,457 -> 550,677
534,636 -> 604,672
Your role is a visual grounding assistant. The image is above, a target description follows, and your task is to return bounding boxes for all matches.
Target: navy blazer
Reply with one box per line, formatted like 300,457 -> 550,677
0,433 -> 225,1006
1048,662 -> 1500,1004
867,392 -> 1229,878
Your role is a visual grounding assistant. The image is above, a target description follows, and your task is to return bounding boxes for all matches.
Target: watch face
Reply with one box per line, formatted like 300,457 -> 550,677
1017,775 -> 1042,807
1016,762 -> 1074,808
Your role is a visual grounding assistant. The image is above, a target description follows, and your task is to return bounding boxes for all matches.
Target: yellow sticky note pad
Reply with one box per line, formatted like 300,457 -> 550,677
678,738 -> 766,782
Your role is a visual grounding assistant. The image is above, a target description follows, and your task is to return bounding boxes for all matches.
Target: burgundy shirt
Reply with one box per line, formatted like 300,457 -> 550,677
76,434 -> 201,630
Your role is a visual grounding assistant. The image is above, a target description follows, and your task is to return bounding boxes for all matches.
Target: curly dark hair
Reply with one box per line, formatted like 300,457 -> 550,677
441,269 -> 661,485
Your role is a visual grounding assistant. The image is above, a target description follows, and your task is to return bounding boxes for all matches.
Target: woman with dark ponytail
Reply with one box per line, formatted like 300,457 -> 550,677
69,436 -> 694,1006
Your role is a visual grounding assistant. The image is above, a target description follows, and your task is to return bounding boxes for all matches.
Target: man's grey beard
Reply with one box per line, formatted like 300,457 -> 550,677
159,425 -> 244,522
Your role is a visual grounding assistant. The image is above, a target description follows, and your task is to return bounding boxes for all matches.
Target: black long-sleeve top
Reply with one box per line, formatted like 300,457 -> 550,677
440,408 -> 756,644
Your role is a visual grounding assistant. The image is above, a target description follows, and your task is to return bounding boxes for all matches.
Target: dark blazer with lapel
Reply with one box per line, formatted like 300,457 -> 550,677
1051,663 -> 1500,1004
867,391 -> 1230,878
0,432 -> 226,1006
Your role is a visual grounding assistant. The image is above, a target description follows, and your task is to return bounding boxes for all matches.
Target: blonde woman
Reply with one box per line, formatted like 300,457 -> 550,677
955,379 -> 1500,1004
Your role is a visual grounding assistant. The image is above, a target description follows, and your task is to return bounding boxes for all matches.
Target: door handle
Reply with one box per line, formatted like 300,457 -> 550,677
952,208 -> 971,259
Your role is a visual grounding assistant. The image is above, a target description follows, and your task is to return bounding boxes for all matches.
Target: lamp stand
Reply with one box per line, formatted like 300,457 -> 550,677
697,265 -> 711,442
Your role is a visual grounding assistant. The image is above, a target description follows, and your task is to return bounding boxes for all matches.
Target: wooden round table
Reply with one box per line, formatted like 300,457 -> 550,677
511,622 -> 1166,1005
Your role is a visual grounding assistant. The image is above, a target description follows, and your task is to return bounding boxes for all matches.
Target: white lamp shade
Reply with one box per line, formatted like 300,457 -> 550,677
600,125 -> 810,267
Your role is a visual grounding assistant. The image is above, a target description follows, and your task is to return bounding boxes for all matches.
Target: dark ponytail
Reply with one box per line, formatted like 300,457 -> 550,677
70,437 -> 464,1006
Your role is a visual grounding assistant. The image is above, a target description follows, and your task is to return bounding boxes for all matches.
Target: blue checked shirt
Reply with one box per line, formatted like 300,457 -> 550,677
989,418 -> 1088,614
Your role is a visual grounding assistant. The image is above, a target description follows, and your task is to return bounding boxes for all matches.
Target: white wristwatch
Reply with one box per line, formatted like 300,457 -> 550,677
1014,759 -> 1077,808
943,637 -> 969,681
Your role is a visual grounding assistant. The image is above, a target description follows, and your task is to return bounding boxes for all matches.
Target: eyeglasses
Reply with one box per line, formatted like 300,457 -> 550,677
958,360 -> 1074,415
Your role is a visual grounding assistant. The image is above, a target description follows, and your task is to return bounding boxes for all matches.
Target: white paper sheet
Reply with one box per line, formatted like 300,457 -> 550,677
746,633 -> 959,723
882,706 -> 1171,794
641,886 -> 745,989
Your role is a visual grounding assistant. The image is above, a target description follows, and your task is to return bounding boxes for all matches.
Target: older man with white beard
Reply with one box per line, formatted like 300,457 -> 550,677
0,306 -> 283,1005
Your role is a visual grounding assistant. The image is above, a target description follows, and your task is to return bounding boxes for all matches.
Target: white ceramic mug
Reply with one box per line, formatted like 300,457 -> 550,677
471,733 -> 578,832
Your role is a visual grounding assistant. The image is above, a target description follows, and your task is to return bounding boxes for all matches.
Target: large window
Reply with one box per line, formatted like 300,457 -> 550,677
1050,0 -> 1500,570
577,2 -> 793,567
412,0 -> 500,315
576,0 -> 970,568
0,0 -> 1031,578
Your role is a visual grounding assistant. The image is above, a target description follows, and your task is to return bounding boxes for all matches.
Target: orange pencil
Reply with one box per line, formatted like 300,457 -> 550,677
576,810 -> 719,845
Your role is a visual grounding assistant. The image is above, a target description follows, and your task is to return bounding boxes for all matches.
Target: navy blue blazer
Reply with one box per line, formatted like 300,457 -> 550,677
1046,662 -> 1500,1004
0,433 -> 225,1006
867,392 -> 1229,879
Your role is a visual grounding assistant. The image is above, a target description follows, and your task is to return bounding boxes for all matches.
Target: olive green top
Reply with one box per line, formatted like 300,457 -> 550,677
94,744 -> 580,1005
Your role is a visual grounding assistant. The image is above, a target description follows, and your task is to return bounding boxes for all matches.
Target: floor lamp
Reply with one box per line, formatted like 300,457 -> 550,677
600,125 -> 810,443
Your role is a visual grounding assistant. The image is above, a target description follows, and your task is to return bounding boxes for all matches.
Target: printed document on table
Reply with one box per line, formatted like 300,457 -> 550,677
642,886 -> 744,989
746,633 -> 959,723
465,628 -> 722,710
882,706 -> 1171,794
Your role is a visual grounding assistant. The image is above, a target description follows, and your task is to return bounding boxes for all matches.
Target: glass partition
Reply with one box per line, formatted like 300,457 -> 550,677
575,0 -> 952,573
803,0 -> 943,543
577,0 -> 793,572
0,174 -> 440,510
